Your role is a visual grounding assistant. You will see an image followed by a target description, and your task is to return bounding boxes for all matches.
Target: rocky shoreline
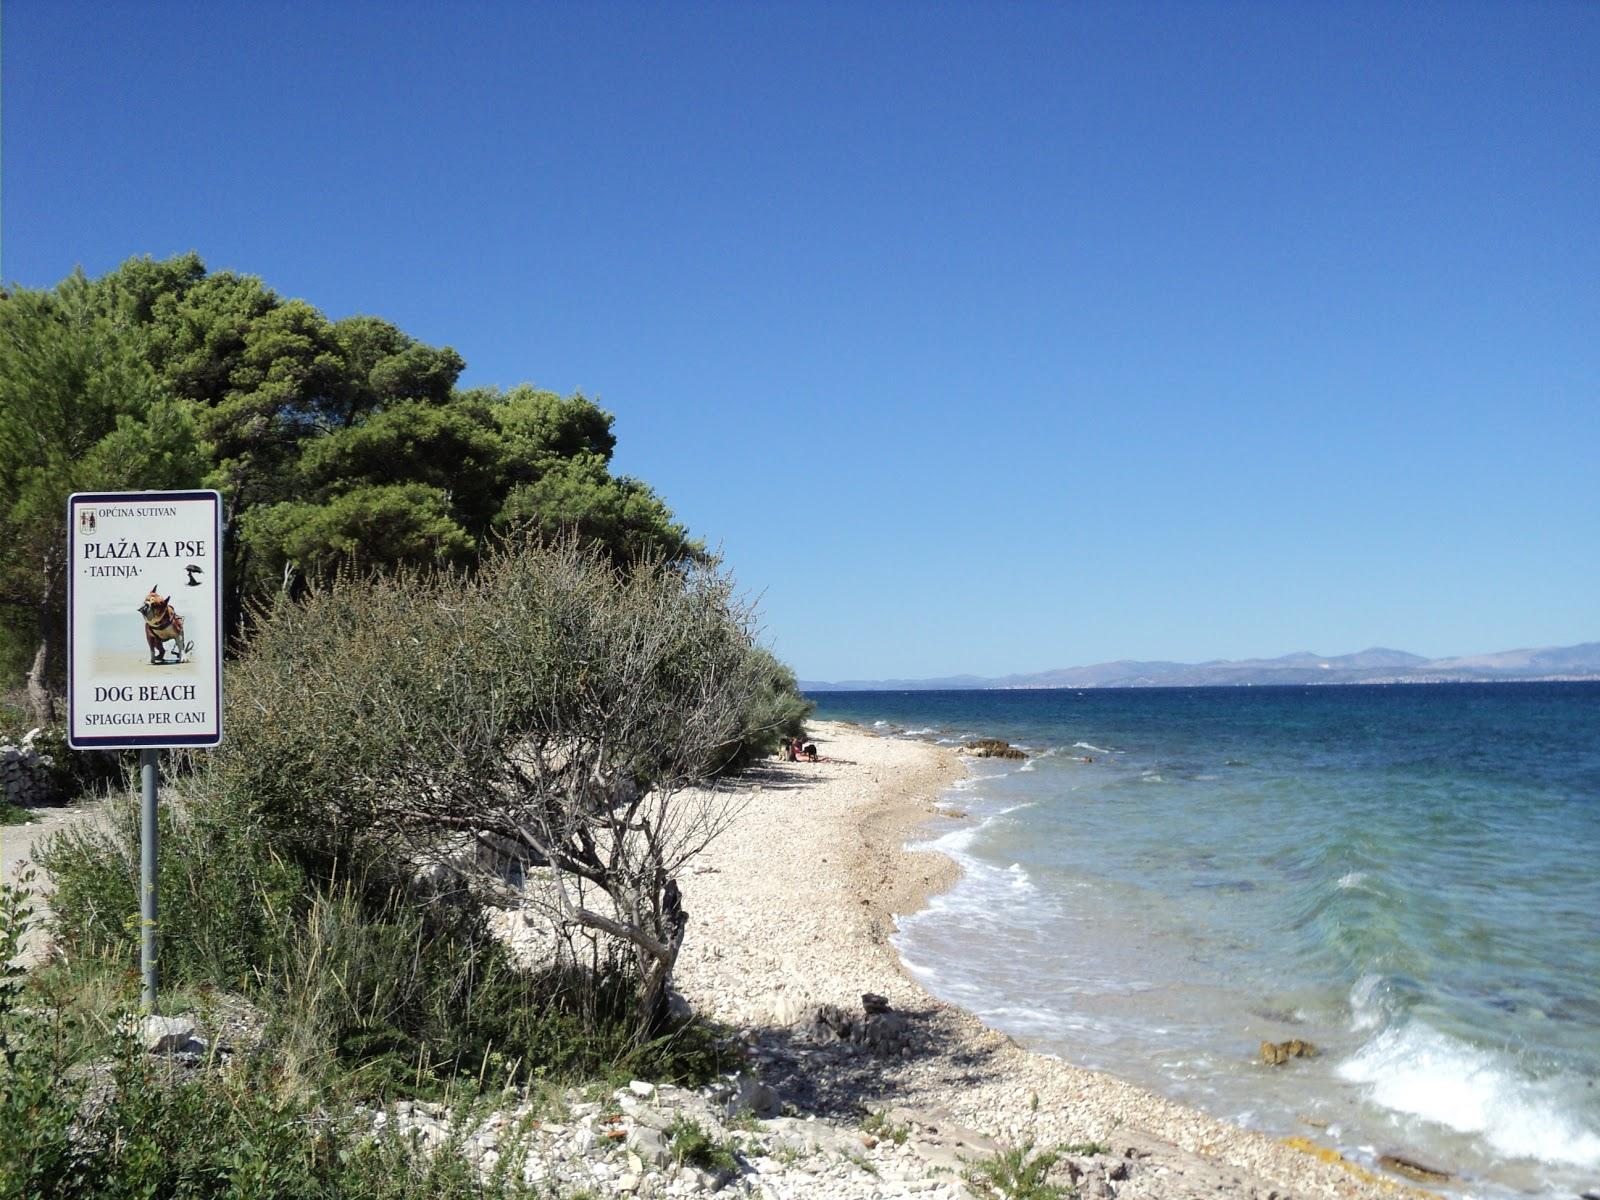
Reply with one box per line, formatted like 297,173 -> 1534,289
656,721 -> 1406,1200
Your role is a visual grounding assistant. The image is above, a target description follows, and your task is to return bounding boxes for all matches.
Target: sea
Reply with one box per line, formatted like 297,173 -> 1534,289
808,683 -> 1600,1198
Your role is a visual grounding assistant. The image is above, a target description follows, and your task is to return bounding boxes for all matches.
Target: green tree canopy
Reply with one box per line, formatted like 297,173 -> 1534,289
1,254 -> 701,713
0,272 -> 205,721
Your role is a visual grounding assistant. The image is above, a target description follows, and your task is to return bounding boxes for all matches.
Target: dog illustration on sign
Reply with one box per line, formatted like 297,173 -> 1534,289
139,587 -> 194,664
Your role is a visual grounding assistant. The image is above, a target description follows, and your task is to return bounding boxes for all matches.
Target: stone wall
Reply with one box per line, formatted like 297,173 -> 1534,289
1,730 -> 56,809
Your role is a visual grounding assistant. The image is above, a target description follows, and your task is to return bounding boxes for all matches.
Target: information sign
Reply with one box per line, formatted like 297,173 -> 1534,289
67,490 -> 224,749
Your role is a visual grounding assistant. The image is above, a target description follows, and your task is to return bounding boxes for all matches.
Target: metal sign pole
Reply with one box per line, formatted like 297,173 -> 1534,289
139,748 -> 159,1011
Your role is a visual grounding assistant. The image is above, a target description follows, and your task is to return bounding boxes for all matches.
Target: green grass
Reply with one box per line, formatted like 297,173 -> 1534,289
1,860 -> 742,1200
37,787 -> 738,1104
1060,1140 -> 1113,1156
842,1150 -> 879,1177
0,801 -> 35,825
666,1116 -> 739,1174
0,879 -> 553,1200
963,1142 -> 1074,1200
860,1108 -> 910,1145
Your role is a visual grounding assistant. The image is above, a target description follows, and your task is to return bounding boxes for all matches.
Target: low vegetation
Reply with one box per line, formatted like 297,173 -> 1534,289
665,1115 -> 739,1174
1,878 -> 547,1200
5,534 -> 808,1192
860,1107 -> 911,1145
964,1141 -> 1072,1200
1060,1140 -> 1112,1156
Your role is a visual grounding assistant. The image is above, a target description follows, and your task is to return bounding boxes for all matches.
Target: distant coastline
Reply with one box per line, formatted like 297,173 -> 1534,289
801,642 -> 1600,691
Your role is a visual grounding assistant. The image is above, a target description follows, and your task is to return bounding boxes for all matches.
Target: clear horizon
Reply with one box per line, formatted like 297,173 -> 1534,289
7,2 -> 1597,680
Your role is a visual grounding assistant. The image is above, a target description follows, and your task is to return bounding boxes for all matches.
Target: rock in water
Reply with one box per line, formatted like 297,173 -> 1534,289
1378,1153 -> 1452,1183
961,738 -> 1028,760
1260,1039 -> 1319,1065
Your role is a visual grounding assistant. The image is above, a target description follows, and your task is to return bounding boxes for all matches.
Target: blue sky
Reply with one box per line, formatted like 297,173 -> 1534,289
6,1 -> 1597,680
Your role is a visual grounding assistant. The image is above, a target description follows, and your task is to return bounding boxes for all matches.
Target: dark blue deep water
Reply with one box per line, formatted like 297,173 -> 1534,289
811,684 -> 1600,1196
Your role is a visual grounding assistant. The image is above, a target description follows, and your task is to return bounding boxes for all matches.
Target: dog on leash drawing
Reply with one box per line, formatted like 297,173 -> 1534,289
139,588 -> 194,664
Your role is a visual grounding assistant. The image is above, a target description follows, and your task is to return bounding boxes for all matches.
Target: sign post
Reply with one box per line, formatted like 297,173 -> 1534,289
139,749 -> 159,1008
67,490 -> 224,1011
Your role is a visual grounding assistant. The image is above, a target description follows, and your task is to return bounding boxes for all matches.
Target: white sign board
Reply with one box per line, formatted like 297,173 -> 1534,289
67,490 -> 224,749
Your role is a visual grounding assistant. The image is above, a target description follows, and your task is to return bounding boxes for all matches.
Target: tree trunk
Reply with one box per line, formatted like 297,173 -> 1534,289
27,545 -> 67,728
632,882 -> 688,1036
634,939 -> 682,1036
26,633 -> 56,727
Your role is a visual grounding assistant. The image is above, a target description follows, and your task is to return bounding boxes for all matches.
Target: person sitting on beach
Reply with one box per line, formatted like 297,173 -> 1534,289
784,735 -> 829,762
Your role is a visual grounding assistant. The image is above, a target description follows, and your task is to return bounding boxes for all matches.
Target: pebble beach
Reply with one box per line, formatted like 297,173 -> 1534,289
661,720 -> 1406,1199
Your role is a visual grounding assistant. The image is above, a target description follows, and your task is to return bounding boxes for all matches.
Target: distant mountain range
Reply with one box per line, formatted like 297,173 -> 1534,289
800,643 -> 1600,691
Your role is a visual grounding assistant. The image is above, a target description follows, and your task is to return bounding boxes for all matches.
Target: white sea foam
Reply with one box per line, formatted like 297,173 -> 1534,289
1016,747 -> 1059,774
1336,871 -> 1371,891
1348,973 -> 1391,1031
920,823 -> 980,856
900,727 -> 934,737
1073,742 -> 1113,754
1338,1022 -> 1600,1166
991,801 -> 1037,817
896,953 -> 942,984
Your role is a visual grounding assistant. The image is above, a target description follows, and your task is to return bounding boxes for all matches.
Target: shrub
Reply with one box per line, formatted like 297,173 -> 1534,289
860,1107 -> 910,1145
3,1043 -> 543,1199
963,1141 -> 1072,1200
720,648 -> 813,770
41,798 -> 731,1097
209,536 -> 783,1031
39,786 -> 306,989
3,876 -> 541,1199
35,535 -> 774,1093
263,884 -> 716,1097
0,876 -> 90,1199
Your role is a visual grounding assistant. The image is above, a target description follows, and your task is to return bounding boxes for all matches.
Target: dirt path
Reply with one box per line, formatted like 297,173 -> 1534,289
2,801 -> 103,965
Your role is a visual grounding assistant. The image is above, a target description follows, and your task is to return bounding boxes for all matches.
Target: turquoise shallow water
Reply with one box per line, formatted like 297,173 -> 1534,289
810,684 -> 1600,1198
